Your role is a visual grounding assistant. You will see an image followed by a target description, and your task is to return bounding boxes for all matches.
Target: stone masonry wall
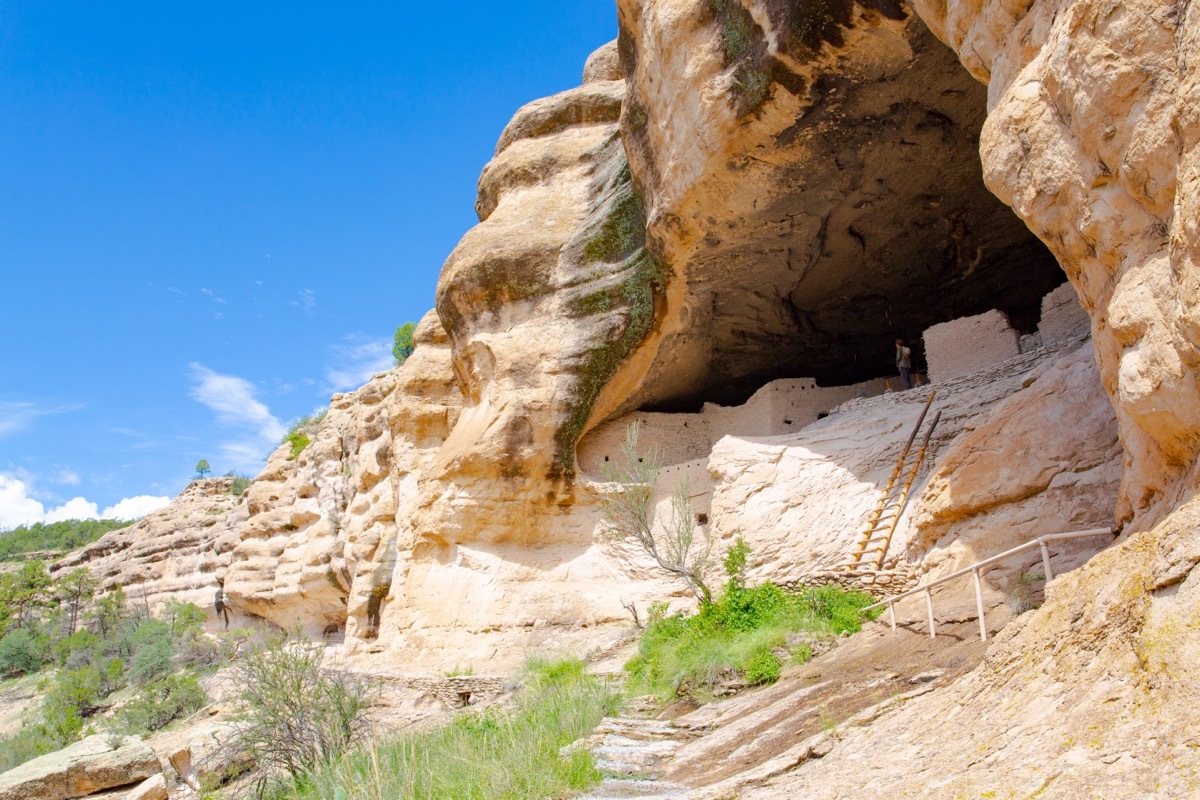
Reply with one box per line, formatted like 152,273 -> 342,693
577,376 -> 886,475
1038,282 -> 1092,346
924,309 -> 1020,383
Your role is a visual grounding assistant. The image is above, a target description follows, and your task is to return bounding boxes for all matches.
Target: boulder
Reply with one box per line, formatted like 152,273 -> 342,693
124,774 -> 168,800
0,734 -> 160,800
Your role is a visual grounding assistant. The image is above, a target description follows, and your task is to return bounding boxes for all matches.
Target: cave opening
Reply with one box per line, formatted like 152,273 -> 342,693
632,15 -> 1065,415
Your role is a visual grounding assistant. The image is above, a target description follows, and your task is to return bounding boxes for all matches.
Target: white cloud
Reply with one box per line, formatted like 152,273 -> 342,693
0,401 -> 85,438
188,364 -> 286,442
200,288 -> 228,305
102,495 -> 170,520
290,289 -> 317,312
187,363 -> 286,471
57,470 -> 81,486
0,474 -> 167,530
323,334 -> 393,393
44,497 -> 99,523
0,475 -> 50,528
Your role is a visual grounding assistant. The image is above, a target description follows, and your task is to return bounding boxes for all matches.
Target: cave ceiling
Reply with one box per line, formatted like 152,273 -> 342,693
625,15 -> 1063,411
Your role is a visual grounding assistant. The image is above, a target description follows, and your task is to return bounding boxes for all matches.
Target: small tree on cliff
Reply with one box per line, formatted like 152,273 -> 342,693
392,321 -> 416,365
195,459 -> 211,479
598,422 -> 714,604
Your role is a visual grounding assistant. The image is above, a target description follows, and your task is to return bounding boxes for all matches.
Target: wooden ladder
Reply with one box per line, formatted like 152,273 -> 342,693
843,391 -> 942,573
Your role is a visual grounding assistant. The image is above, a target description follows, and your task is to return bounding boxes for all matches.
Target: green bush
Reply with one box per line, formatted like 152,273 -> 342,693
0,577 -> 229,762
231,630 -> 373,788
625,578 -> 878,702
177,633 -> 221,669
55,629 -> 100,668
0,725 -> 61,773
41,665 -> 104,741
115,672 -> 207,734
226,472 -> 253,497
161,599 -> 207,639
0,629 -> 46,676
127,621 -> 175,686
270,657 -> 615,800
281,411 -> 326,460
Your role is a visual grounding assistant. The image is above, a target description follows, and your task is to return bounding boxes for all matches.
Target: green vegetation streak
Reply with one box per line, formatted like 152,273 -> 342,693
270,658 -> 617,800
626,544 -> 879,701
0,519 -> 129,561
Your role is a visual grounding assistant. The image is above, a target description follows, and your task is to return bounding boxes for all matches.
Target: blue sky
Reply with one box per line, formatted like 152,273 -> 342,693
0,2 -> 618,527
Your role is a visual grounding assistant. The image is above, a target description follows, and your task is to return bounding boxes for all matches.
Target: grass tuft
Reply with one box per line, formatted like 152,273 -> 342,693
268,657 -> 617,800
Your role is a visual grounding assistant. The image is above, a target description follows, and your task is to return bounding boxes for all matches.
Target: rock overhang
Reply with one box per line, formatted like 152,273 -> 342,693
618,0 -> 1065,410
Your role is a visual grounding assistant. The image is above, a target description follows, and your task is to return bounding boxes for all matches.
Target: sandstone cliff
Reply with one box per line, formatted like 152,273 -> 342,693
48,2 -> 1200,794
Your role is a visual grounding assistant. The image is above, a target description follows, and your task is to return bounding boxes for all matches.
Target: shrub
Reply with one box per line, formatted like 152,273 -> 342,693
54,629 -> 100,669
115,672 -> 207,734
226,472 -> 253,497
161,599 -> 207,638
281,412 -> 326,461
0,725 -> 61,774
598,422 -> 714,603
625,576 -> 878,702
41,665 -> 105,742
126,620 -> 175,685
231,630 -> 373,792
0,629 -> 46,676
177,634 -> 222,669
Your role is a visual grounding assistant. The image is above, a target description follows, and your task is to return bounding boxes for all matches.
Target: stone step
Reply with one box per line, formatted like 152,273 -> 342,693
593,717 -> 693,741
578,777 -> 690,799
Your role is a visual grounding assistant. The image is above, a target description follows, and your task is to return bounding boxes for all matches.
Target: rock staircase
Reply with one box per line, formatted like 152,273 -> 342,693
571,716 -> 699,799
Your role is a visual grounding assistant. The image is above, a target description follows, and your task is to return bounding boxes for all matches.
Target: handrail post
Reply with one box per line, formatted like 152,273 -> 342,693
889,602 -> 896,632
1039,540 -> 1053,583
925,588 -> 936,639
972,568 -> 987,642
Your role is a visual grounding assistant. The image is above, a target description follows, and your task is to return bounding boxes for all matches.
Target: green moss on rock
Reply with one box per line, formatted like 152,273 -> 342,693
551,250 -> 664,479
582,184 -> 647,265
705,0 -> 774,115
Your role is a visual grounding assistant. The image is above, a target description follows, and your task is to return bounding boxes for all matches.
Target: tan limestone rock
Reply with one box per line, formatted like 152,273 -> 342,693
908,0 -> 1200,529
910,342 -> 1122,576
124,774 -> 168,800
0,734 -> 160,800
52,478 -> 246,630
582,40 -> 623,84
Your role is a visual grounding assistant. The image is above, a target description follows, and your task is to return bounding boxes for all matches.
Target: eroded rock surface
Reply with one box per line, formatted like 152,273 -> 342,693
53,478 -> 245,629
910,0 -> 1200,530
225,309 -> 464,643
615,0 -> 1064,409
0,734 -> 160,800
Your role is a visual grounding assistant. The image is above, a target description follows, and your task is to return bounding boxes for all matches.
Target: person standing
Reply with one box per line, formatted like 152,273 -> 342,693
214,580 -> 231,629
895,339 -> 913,390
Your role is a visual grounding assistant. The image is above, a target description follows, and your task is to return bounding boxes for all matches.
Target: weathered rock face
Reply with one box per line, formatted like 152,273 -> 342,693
0,734 -> 160,800
433,57 -> 658,502
614,0 -> 1064,409
908,0 -> 1200,530
224,310 -> 464,642
909,342 -> 1122,576
53,478 -> 245,629
709,337 -> 1120,588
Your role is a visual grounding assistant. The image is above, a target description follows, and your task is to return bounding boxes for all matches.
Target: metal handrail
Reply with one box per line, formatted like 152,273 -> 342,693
862,527 -> 1116,641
